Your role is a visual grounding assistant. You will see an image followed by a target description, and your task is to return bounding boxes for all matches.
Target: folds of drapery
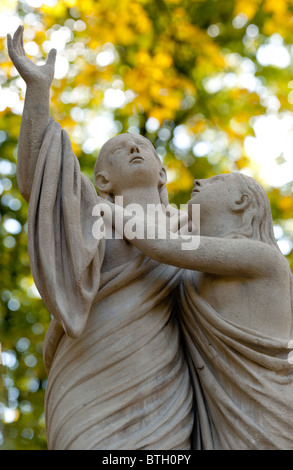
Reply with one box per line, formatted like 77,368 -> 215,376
26,117 -> 105,343
44,257 -> 194,450
22,118 -> 194,450
180,270 -> 293,450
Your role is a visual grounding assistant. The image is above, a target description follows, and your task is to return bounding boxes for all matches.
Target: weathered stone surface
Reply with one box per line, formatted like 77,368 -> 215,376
8,26 -> 193,450
8,25 -> 293,451
114,173 -> 293,449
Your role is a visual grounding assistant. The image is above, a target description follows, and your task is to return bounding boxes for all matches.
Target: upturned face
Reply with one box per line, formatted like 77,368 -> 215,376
97,133 -> 164,195
188,174 -> 234,207
187,173 -> 246,234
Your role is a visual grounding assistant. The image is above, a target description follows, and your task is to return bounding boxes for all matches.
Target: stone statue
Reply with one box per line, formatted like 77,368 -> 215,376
103,172 -> 293,449
7,26 -> 193,450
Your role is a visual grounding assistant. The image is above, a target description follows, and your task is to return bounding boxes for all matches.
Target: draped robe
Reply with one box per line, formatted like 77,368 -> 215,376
179,269 -> 293,450
24,118 -> 193,450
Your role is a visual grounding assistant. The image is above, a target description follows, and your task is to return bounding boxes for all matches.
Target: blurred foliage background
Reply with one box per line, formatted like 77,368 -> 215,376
1,0 -> 293,450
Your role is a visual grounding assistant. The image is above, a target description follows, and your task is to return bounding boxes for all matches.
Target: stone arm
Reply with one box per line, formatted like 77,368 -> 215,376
7,26 -> 57,202
101,200 -> 284,278
130,232 -> 282,278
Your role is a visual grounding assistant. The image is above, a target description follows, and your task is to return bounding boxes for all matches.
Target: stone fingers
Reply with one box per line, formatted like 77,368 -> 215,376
13,25 -> 25,56
46,48 -> 57,67
7,33 -> 14,61
7,25 -> 26,64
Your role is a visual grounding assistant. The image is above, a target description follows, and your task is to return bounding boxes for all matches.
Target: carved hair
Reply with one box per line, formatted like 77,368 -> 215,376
228,173 -> 293,324
228,173 -> 280,250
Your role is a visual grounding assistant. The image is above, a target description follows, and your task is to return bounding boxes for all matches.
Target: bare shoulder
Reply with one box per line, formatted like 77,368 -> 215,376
252,240 -> 292,279
207,236 -> 291,279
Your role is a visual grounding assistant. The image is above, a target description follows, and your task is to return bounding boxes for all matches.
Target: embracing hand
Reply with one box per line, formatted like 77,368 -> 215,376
7,25 -> 57,89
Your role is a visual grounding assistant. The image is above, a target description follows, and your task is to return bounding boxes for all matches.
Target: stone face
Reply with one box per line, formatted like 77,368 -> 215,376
8,26 -> 193,450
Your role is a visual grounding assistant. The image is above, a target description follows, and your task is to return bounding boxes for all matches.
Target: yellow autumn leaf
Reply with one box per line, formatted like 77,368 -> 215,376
278,196 -> 293,212
45,2 -> 68,17
78,0 -> 97,15
64,0 -> 78,7
264,0 -> 287,14
149,106 -> 170,123
167,167 -> 194,192
136,50 -> 151,66
154,53 -> 173,69
129,3 -> 152,33
189,120 -> 207,134
234,0 -> 261,19
235,155 -> 250,170
134,94 -> 152,112
153,67 -> 165,81
157,93 -> 181,111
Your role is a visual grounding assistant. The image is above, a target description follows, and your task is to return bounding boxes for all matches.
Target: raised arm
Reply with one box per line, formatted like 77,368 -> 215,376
7,25 -> 56,202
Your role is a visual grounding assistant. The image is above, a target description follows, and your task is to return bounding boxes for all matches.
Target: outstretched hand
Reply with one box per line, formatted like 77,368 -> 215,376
7,25 -> 57,88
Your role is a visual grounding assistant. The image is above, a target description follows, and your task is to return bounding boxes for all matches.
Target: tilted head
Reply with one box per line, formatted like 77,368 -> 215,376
94,133 -> 167,201
188,172 -> 279,248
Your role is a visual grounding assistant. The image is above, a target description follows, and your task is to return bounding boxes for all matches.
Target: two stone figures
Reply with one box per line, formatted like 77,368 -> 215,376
7,26 -> 293,449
